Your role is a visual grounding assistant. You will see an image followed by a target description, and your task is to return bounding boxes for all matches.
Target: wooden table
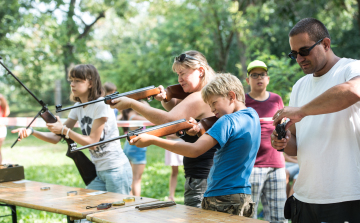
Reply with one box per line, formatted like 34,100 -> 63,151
0,180 -> 158,222
86,202 -> 269,223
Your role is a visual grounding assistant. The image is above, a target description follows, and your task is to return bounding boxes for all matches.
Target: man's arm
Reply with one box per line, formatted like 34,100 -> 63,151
273,76 -> 360,128
271,124 -> 297,156
130,133 -> 218,158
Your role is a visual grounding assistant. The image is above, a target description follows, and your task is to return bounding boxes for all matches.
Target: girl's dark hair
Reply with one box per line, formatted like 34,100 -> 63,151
121,108 -> 133,132
68,64 -> 104,102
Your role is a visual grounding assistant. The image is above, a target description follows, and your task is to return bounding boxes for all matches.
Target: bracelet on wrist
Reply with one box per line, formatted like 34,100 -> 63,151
29,127 -> 34,135
61,125 -> 67,135
65,127 -> 71,139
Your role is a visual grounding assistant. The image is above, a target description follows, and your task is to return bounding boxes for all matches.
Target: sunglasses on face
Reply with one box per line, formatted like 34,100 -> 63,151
249,73 -> 268,79
288,38 -> 323,60
175,54 -> 200,63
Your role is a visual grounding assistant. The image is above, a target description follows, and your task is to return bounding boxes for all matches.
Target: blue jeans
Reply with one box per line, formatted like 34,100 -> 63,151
86,162 -> 132,194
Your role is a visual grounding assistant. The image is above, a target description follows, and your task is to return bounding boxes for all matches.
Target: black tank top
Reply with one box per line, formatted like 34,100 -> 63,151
180,125 -> 216,179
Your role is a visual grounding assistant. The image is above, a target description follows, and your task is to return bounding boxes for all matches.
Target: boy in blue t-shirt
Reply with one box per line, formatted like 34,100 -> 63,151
130,73 -> 261,216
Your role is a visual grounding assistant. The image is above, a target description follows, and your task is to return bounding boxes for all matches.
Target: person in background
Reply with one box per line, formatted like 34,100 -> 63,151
165,134 -> 184,201
283,153 -> 299,198
121,101 -> 149,196
0,94 -> 10,165
245,60 -> 287,222
103,82 -> 119,118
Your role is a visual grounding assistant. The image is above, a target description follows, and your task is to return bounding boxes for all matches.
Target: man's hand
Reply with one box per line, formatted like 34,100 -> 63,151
111,97 -> 134,110
273,107 -> 306,129
270,129 -> 291,151
46,116 -> 63,134
129,134 -> 156,148
11,128 -> 32,141
154,85 -> 167,101
185,117 -> 200,136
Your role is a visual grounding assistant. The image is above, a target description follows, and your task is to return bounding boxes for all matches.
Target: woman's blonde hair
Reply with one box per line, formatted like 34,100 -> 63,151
201,73 -> 245,104
172,50 -> 215,88
68,64 -> 104,102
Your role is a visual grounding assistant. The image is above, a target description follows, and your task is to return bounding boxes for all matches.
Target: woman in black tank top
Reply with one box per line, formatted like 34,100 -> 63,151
111,50 -> 217,207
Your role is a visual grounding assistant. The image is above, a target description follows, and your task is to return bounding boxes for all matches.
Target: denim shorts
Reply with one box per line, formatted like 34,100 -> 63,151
86,162 -> 132,195
285,162 -> 299,180
123,141 -> 147,165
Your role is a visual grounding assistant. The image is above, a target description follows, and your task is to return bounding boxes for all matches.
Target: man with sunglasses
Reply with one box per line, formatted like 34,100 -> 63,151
245,60 -> 287,223
271,18 -> 360,222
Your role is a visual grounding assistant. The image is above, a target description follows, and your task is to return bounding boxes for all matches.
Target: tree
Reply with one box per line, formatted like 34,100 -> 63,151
1,0 -> 132,107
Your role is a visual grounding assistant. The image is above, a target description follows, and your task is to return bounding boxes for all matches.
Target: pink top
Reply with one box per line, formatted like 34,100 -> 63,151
0,106 -> 4,117
245,92 -> 285,168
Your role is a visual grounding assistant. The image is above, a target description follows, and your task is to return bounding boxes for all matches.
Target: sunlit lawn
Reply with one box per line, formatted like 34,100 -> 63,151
0,127 -> 185,223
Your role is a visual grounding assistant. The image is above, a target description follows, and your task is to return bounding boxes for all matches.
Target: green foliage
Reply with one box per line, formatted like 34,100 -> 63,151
2,0 -> 360,110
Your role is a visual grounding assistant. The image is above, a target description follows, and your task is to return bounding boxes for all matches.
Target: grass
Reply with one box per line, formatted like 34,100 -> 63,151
0,127 -> 185,223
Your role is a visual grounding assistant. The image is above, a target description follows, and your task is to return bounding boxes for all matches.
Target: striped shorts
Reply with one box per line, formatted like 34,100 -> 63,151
249,167 -> 287,222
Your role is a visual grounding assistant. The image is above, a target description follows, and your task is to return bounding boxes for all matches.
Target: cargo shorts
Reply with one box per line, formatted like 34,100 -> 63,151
201,193 -> 255,217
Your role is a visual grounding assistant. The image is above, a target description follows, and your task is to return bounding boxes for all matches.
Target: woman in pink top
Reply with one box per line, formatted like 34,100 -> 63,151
0,94 -> 10,165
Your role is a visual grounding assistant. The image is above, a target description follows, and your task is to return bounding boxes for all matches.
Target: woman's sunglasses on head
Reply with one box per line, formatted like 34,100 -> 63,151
175,54 -> 200,63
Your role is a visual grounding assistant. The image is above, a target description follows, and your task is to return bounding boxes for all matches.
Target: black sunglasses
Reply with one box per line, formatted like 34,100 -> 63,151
288,38 -> 323,60
175,54 -> 200,63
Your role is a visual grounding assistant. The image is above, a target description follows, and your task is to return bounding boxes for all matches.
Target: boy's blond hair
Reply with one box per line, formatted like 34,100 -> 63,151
201,73 -> 245,104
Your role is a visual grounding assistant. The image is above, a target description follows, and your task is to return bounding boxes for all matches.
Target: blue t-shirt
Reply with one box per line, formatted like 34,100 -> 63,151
204,107 -> 261,197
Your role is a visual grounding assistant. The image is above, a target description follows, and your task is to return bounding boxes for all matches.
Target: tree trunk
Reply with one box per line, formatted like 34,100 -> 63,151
236,31 -> 250,92
357,0 -> 360,36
